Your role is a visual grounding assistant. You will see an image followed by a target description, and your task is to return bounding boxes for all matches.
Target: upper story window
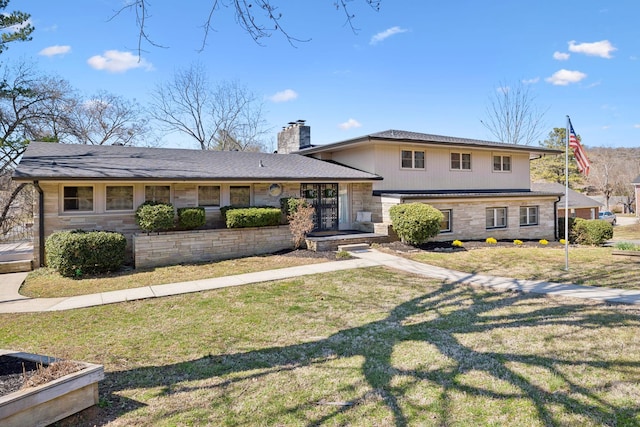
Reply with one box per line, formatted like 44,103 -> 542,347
198,185 -> 221,207
486,207 -> 507,229
401,150 -> 425,169
145,185 -> 171,204
230,185 -> 251,206
106,186 -> 133,211
440,209 -> 452,232
493,155 -> 512,172
63,186 -> 93,212
451,152 -> 471,170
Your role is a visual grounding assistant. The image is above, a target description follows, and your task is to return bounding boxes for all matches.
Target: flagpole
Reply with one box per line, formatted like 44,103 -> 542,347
564,115 -> 570,270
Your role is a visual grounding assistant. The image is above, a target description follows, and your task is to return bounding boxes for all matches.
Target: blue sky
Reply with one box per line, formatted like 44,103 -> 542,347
6,1 -> 640,150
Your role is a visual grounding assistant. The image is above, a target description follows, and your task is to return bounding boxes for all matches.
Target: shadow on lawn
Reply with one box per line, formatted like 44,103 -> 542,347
63,281 -> 640,426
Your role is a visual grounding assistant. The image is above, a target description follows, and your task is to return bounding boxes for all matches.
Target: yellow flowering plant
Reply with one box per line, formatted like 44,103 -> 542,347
452,240 -> 464,247
486,237 -> 497,245
539,239 -> 548,245
513,239 -> 523,246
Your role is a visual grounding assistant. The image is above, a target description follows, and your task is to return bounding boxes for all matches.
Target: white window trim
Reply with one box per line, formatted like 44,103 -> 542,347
450,152 -> 472,171
61,185 -> 95,214
492,154 -> 512,173
105,185 -> 135,212
400,149 -> 425,170
440,209 -> 452,233
198,185 -> 222,208
486,207 -> 507,229
520,205 -> 539,226
144,184 -> 172,204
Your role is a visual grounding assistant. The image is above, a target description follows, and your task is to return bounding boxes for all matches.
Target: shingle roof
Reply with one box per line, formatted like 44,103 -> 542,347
374,189 -> 563,199
12,142 -> 382,182
531,182 -> 602,208
298,129 -> 563,157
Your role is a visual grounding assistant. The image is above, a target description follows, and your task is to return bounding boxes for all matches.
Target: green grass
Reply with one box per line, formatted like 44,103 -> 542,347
3,268 -> 640,426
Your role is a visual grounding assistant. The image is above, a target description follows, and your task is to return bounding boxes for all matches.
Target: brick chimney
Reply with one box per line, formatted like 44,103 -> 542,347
277,120 -> 311,154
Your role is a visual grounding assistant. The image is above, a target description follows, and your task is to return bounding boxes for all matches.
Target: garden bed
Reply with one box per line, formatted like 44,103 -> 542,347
0,350 -> 104,427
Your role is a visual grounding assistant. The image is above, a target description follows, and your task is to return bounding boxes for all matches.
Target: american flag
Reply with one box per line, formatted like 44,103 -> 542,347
568,119 -> 590,175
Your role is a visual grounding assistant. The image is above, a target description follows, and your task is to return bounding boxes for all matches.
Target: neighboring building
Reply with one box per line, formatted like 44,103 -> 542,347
12,141 -> 381,266
279,125 -> 563,243
531,182 -> 602,220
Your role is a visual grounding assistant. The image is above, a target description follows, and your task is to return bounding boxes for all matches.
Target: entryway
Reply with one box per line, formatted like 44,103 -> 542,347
300,183 -> 338,232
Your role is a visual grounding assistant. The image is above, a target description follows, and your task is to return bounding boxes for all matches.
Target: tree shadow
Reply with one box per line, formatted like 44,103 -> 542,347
57,280 -> 640,426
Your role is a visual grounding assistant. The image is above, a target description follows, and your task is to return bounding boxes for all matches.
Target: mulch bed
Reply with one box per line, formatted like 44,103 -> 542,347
377,239 -> 564,254
0,355 -> 40,398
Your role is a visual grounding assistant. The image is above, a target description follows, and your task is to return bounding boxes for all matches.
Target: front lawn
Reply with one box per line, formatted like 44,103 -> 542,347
2,267 -> 640,426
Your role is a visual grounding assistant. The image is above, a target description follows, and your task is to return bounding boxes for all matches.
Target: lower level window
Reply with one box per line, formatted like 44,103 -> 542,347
63,186 -> 93,211
230,185 -> 250,206
198,185 -> 221,207
106,186 -> 133,211
486,207 -> 507,229
145,185 -> 171,204
520,206 -> 538,226
440,209 -> 452,232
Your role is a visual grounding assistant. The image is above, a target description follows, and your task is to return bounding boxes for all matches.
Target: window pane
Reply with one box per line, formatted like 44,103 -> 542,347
145,185 -> 170,204
493,156 -> 502,171
414,151 -> 425,169
462,153 -> 471,170
230,186 -> 250,206
451,153 -> 460,169
198,185 -> 220,207
63,186 -> 93,211
496,207 -> 506,227
440,210 -> 451,232
401,150 -> 412,168
106,186 -> 133,211
503,156 -> 511,171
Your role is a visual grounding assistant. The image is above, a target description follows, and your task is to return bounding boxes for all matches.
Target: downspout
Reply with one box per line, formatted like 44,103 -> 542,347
33,180 -> 45,267
554,196 -> 560,240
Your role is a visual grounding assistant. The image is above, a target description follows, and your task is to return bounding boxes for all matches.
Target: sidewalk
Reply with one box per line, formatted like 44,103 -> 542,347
1,248 -> 640,313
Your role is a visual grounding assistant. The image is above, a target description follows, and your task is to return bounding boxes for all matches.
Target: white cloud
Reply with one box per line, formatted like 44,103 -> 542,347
269,89 -> 298,103
39,45 -> 71,57
553,51 -> 570,61
87,50 -> 154,73
568,40 -> 617,58
545,69 -> 587,86
339,118 -> 362,130
522,77 -> 540,84
634,124 -> 640,129
370,26 -> 408,45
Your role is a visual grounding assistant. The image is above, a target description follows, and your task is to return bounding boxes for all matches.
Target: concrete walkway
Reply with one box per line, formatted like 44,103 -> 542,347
1,248 -> 640,313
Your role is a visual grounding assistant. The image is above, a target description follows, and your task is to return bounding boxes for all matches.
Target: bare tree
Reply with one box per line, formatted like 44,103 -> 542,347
587,147 -> 640,212
481,80 -> 548,145
112,0 -> 382,52
149,62 -> 270,151
61,91 -> 153,146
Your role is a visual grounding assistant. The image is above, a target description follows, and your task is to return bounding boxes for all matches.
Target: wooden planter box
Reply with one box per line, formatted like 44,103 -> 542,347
0,350 -> 104,427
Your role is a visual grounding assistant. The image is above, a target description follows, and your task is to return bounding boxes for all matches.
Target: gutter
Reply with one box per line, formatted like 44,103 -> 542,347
33,180 -> 44,267
554,196 -> 561,240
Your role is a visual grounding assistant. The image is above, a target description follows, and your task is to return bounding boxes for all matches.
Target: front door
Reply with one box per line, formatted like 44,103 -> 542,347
301,183 -> 339,232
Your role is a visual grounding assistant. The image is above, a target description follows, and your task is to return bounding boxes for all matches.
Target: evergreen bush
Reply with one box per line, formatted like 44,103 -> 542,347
225,207 -> 282,228
177,207 -> 206,230
573,218 -> 613,246
135,202 -> 175,232
45,230 -> 127,277
389,203 -> 443,246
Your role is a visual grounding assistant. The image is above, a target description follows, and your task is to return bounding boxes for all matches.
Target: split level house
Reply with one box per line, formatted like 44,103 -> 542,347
12,121 -> 563,268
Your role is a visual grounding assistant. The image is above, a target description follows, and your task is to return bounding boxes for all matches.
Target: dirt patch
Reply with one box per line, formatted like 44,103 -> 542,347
273,248 -> 353,260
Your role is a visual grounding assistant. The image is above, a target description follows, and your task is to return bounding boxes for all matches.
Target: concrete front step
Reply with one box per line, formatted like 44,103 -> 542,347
0,260 -> 33,274
338,243 -> 371,252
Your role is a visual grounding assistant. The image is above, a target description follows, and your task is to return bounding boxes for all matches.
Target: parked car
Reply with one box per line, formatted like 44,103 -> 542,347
598,211 -> 617,225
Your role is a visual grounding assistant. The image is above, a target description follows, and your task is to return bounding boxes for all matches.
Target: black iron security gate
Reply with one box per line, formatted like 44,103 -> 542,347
300,183 -> 339,232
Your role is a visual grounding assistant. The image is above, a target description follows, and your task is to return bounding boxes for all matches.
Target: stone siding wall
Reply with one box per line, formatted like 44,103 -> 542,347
378,196 -> 557,242
133,225 -> 294,269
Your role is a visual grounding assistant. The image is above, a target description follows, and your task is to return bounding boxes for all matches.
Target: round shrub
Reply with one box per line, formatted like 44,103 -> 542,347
45,230 -> 126,277
177,207 -> 206,230
135,202 -> 175,232
389,203 -> 444,246
573,218 -> 613,246
226,207 -> 282,228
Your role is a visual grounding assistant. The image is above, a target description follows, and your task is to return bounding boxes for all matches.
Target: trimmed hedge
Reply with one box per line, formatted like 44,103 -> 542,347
225,207 -> 282,228
177,207 -> 206,230
572,218 -> 613,246
45,230 -> 127,277
389,203 -> 444,246
135,202 -> 175,232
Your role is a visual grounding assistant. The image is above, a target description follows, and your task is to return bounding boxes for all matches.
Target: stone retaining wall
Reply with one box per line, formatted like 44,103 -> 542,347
133,225 -> 294,269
